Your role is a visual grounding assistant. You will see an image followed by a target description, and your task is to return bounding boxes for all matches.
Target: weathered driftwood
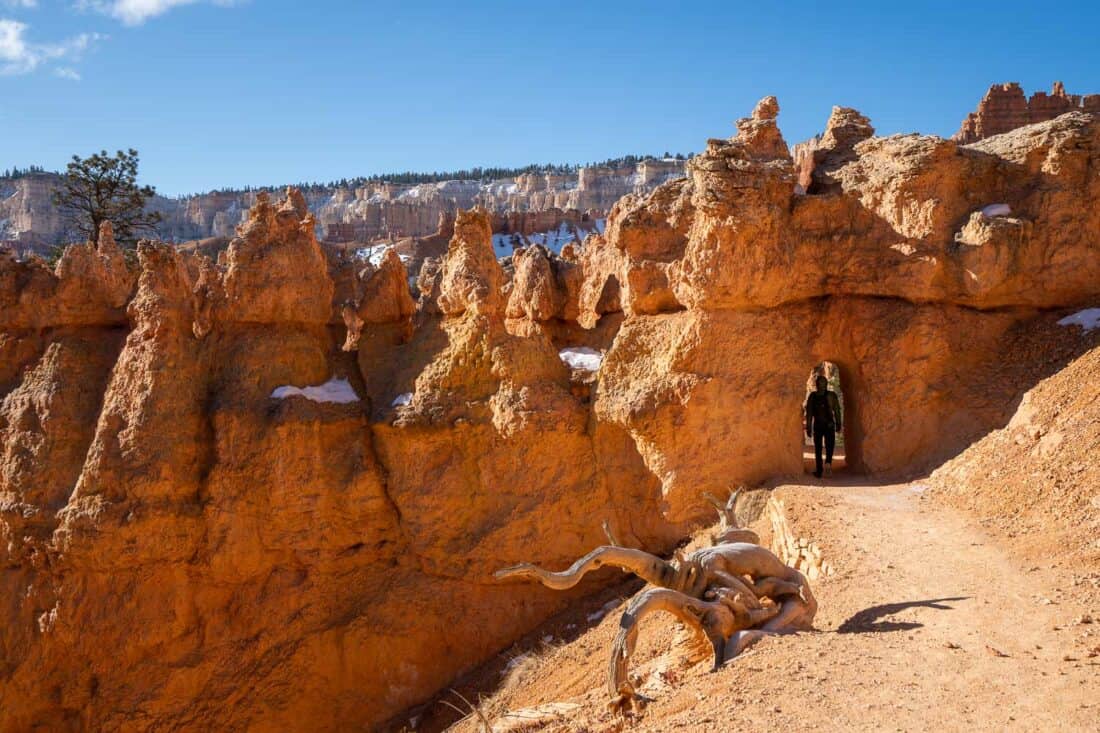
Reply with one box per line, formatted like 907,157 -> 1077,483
493,489 -> 817,711
704,488 -> 761,545
608,586 -> 782,703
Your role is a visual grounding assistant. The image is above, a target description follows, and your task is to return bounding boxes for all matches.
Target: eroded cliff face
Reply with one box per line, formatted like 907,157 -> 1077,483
954,81 -> 1100,143
1,97 -> 1098,731
0,174 -> 65,249
0,188 -> 680,731
572,99 -> 1100,519
2,160 -> 684,253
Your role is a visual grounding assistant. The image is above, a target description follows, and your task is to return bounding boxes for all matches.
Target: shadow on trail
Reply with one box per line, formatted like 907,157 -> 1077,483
837,597 -> 970,634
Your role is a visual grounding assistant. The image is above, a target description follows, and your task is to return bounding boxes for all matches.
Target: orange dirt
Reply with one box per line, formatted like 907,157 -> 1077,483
930,343 -> 1100,572
418,479 -> 1099,732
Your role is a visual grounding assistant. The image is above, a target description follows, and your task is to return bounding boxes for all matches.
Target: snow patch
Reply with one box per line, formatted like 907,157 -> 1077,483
391,392 -> 413,407
492,232 -> 522,258
356,244 -> 412,267
470,179 -> 518,199
490,221 -> 603,259
271,377 -> 359,404
525,221 -> 581,253
586,599 -> 621,623
980,203 -> 1012,218
503,653 -> 529,674
558,346 -> 603,371
1057,308 -> 1100,332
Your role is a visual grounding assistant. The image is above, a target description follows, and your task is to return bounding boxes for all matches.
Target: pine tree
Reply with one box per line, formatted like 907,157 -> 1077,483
52,149 -> 161,245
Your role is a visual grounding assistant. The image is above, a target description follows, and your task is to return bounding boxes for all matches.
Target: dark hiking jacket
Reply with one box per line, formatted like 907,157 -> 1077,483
805,390 -> 842,433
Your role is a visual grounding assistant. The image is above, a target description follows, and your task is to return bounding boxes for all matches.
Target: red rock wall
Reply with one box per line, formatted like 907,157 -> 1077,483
579,99 -> 1100,519
1,98 -> 1099,730
954,81 -> 1100,143
0,194 -> 682,731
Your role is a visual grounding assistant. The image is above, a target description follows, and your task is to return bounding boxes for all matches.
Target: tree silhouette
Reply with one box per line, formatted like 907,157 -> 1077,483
53,149 -> 161,245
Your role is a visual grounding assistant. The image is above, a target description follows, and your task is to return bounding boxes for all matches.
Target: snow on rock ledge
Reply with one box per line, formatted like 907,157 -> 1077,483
1057,308 -> 1100,332
271,377 -> 360,404
980,203 -> 1012,218
558,346 -> 603,372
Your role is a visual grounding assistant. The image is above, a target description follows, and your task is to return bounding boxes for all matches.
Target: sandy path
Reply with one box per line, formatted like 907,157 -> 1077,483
709,480 -> 1099,732
429,479 -> 1099,732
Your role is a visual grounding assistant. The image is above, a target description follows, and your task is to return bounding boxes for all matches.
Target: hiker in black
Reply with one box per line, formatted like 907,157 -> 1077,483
805,375 -> 842,478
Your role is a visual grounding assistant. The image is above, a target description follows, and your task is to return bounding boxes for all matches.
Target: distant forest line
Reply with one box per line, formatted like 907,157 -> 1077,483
1,165 -> 49,180
1,154 -> 690,199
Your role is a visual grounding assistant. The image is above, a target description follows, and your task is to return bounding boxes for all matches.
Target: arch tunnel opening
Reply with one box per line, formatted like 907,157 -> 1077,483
802,360 -> 851,476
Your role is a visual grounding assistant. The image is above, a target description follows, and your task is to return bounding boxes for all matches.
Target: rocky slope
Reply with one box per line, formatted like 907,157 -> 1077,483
929,327 -> 1100,567
0,159 -> 685,254
0,94 -> 1098,731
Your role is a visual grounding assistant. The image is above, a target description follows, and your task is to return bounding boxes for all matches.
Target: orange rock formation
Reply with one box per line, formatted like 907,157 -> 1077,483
954,80 -> 1100,143
1,93 -> 1098,730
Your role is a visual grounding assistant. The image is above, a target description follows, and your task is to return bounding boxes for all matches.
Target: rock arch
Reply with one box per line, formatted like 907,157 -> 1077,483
803,360 -> 848,473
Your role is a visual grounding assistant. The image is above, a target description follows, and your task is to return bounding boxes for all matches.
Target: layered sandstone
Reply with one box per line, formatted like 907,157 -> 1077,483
314,163 -> 678,243
792,105 -> 875,192
572,101 -> 1100,519
1,93 -> 1099,732
0,174 -> 66,249
0,189 -> 680,732
954,81 -> 1100,143
2,160 -> 685,255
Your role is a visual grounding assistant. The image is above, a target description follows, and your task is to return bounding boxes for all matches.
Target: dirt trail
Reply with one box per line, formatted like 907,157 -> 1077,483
432,479 -> 1099,732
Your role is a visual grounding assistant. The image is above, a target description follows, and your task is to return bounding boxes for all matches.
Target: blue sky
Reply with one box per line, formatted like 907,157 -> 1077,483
2,0 -> 1098,196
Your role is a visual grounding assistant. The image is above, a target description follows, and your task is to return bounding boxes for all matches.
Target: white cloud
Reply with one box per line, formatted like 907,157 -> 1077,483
0,19 -> 103,75
54,65 -> 81,80
3,1 -> 39,9
0,20 -> 30,72
78,0 -> 236,26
